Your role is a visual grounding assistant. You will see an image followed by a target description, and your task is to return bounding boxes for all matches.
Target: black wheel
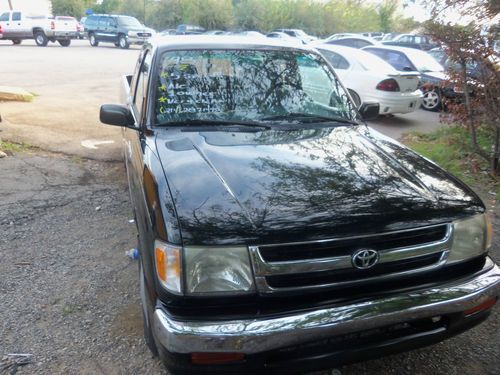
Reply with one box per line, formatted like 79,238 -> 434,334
12,39 -> 21,45
139,260 -> 158,356
89,33 -> 98,47
348,89 -> 362,108
34,31 -> 48,47
421,89 -> 441,111
118,34 -> 129,49
58,39 -> 71,47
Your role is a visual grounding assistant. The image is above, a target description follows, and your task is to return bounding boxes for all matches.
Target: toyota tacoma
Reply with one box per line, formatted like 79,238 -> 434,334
100,36 -> 499,374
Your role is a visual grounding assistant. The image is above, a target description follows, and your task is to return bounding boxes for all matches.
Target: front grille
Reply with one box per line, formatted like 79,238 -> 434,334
137,32 -> 151,37
266,252 -> 444,288
260,224 -> 448,262
249,224 -> 452,294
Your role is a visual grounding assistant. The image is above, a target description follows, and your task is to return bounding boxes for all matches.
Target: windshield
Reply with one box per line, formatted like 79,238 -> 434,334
154,49 -> 356,125
406,50 -> 444,72
117,16 -> 142,27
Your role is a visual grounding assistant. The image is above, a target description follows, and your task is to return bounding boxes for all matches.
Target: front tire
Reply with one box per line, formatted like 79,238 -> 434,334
118,34 -> 129,49
421,89 -> 441,111
12,39 -> 22,45
34,31 -> 48,47
139,260 -> 158,356
58,39 -> 71,47
89,33 -> 98,47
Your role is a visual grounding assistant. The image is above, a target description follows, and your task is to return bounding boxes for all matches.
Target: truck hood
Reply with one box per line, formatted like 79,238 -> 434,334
155,125 -> 483,246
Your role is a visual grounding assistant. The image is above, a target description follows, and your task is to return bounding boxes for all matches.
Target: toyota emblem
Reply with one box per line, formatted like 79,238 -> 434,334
352,249 -> 379,269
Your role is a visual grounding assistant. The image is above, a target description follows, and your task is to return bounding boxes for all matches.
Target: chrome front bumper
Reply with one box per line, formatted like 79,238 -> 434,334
153,257 -> 500,355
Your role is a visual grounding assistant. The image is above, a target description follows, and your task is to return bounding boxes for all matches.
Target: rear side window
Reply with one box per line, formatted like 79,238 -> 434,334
319,49 -> 350,70
364,48 -> 415,71
12,12 -> 21,21
0,12 -> 9,21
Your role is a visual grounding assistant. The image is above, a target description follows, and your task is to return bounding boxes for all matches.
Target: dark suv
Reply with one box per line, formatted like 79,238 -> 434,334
84,14 -> 154,49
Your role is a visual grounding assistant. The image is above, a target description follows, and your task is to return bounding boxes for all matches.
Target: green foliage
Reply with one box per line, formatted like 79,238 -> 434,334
404,126 -> 498,194
50,0 -> 415,35
50,0 -> 84,17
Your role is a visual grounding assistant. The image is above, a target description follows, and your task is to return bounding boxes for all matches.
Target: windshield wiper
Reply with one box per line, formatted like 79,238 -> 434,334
157,119 -> 271,129
260,113 -> 358,125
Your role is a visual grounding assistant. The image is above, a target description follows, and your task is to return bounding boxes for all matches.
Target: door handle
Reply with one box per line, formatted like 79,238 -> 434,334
17,23 -> 20,25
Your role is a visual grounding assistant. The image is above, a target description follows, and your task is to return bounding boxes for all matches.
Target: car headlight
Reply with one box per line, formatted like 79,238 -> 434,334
154,240 -> 182,294
184,246 -> 254,295
127,31 -> 134,37
448,213 -> 492,263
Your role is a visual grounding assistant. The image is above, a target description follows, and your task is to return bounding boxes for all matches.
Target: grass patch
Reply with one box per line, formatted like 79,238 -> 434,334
402,125 -> 498,198
0,140 -> 35,154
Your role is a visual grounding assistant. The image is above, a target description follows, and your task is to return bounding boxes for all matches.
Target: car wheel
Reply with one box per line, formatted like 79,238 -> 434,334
34,31 -> 48,47
12,39 -> 22,45
139,258 -> 159,356
348,89 -> 362,109
89,33 -> 98,47
118,35 -> 129,49
58,39 -> 71,47
421,89 -> 441,111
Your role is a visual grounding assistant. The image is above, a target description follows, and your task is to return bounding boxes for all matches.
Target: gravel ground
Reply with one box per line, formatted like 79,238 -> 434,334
0,150 -> 498,375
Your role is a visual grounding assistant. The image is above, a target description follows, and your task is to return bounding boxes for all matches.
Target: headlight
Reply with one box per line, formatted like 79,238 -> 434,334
184,246 -> 254,295
448,213 -> 491,263
127,31 -> 134,37
154,240 -> 182,294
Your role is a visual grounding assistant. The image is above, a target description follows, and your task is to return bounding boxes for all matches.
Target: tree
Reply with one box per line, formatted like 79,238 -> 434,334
50,0 -> 84,17
424,1 -> 500,175
378,0 -> 398,33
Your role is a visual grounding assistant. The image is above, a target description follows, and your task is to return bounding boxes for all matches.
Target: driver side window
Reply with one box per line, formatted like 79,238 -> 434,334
133,51 -> 152,124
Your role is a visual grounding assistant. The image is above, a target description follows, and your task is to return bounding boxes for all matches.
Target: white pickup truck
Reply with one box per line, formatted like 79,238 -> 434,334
0,10 -> 78,46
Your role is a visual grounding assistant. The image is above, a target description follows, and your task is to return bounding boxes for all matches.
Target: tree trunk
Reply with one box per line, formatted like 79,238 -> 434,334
462,60 -> 490,163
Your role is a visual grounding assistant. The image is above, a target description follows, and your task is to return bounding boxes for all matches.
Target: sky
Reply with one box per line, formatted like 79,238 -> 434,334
0,0 -> 50,14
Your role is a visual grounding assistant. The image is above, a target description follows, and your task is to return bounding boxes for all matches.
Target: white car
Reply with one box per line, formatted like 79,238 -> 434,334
316,44 -> 423,115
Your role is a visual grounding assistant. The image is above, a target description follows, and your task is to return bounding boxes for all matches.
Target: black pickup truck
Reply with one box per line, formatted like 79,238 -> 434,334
100,36 -> 499,374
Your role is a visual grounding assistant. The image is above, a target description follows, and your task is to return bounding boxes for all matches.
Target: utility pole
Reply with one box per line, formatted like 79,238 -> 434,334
8,0 -> 13,10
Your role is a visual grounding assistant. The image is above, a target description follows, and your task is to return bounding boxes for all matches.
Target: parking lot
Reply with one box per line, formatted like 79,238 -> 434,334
1,39 -> 498,375
0,39 -> 443,161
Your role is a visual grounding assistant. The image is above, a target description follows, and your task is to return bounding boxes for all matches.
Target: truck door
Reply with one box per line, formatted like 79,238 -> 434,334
8,11 -> 23,39
124,50 -> 152,221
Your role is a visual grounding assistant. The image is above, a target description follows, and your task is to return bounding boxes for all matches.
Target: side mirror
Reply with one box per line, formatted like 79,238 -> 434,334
100,104 -> 135,127
359,101 -> 379,121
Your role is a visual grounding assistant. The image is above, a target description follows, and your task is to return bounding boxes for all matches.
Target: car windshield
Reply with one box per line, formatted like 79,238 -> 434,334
406,50 -> 444,72
117,16 -> 142,27
154,49 -> 357,125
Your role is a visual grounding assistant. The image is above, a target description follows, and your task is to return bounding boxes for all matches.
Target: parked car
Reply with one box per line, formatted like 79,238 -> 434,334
176,24 -> 205,35
381,32 -> 401,42
234,30 -> 266,38
266,31 -> 303,43
382,33 -> 438,51
84,14 -> 155,49
428,47 -> 486,80
322,35 -> 378,49
324,33 -> 358,42
99,35 -> 499,375
159,29 -> 176,36
363,45 -> 455,111
0,10 -> 77,46
54,16 -> 82,39
317,44 -> 422,115
360,31 -> 384,40
272,28 -> 317,42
